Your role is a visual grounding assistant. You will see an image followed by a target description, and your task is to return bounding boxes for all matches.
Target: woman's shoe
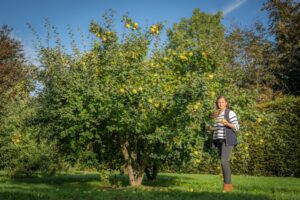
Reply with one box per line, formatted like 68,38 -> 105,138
223,183 -> 233,192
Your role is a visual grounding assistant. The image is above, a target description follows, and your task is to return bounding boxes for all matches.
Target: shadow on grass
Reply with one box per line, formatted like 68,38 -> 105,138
0,173 -> 276,200
0,186 -> 273,200
8,173 -> 101,185
108,174 -> 186,188
0,191 -> 51,200
5,173 -> 191,188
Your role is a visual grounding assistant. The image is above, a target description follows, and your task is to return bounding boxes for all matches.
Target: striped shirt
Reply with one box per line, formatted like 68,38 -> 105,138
213,110 -> 239,140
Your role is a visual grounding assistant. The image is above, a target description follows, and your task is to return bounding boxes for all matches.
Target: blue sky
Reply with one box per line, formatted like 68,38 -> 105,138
0,0 -> 269,62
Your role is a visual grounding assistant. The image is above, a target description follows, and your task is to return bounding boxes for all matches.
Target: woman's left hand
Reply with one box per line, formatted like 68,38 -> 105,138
222,119 -> 236,130
221,118 -> 228,125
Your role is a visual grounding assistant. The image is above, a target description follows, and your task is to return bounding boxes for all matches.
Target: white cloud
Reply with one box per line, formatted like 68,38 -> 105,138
222,0 -> 248,16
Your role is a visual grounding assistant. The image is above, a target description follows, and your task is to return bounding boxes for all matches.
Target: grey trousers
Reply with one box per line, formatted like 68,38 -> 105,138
217,140 -> 233,184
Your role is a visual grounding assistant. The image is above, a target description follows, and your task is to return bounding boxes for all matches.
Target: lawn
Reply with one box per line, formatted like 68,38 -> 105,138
0,171 -> 299,200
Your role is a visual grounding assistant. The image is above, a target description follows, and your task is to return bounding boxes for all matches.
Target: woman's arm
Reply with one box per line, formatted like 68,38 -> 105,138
223,121 -> 237,130
222,111 -> 239,131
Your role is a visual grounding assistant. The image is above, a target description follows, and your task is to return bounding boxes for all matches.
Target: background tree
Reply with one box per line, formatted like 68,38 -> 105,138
263,0 -> 300,95
0,25 -> 29,112
148,9 -> 261,176
34,13 -> 181,186
0,25 -> 59,177
225,23 -> 279,102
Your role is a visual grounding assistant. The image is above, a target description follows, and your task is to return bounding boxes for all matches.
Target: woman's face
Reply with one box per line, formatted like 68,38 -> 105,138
217,98 -> 227,110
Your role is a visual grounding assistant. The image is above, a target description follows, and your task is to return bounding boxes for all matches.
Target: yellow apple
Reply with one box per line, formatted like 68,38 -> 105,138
195,159 -> 201,164
193,105 -> 199,110
125,23 -> 131,28
150,25 -> 159,34
260,139 -> 264,143
208,74 -> 214,79
193,150 -> 199,155
119,88 -> 125,94
179,55 -> 188,61
132,89 -> 137,94
102,36 -> 107,42
221,118 -> 227,124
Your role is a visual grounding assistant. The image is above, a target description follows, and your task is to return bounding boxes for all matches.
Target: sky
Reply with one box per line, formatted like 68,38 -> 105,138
0,0 -> 269,63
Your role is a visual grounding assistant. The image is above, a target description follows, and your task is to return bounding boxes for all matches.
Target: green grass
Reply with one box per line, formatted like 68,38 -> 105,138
0,171 -> 299,200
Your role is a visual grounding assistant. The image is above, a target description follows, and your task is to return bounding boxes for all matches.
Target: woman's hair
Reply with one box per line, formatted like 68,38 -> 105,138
215,95 -> 229,109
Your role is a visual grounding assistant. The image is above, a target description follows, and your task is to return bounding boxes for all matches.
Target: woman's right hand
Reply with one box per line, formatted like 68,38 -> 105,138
210,110 -> 219,119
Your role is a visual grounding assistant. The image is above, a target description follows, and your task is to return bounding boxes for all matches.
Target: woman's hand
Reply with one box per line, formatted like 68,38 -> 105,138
222,119 -> 236,130
210,110 -> 220,119
221,118 -> 227,125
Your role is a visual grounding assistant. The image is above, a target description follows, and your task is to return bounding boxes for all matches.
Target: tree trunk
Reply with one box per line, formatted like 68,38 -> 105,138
121,140 -> 144,186
145,163 -> 158,181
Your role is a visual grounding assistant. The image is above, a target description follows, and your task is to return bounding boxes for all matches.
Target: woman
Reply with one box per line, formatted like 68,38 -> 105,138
211,96 -> 239,192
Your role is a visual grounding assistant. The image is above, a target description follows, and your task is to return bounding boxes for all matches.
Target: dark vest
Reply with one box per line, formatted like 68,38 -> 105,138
224,108 -> 238,146
213,108 -> 238,147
